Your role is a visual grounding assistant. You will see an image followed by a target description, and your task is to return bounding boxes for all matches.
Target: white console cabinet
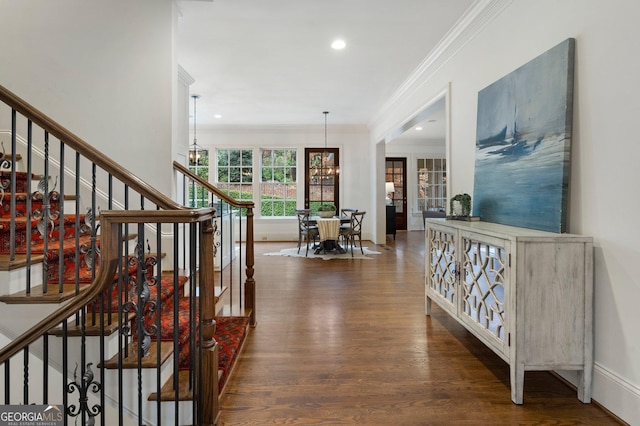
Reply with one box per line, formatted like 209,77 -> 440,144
425,218 -> 593,404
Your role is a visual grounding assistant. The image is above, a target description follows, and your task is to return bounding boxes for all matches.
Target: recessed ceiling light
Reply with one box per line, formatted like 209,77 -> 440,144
214,114 -> 222,119
415,126 -> 423,131
331,39 -> 346,50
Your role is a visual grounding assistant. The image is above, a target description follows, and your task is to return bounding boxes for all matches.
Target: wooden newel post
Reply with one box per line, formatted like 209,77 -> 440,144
199,218 -> 219,425
244,206 -> 256,327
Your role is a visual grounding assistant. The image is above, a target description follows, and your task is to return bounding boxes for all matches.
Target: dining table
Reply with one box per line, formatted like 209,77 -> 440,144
309,216 -> 350,254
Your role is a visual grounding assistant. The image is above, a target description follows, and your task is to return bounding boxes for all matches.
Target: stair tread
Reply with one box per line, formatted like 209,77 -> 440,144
48,312 -> 136,337
0,253 -> 45,271
217,305 -> 252,318
148,370 -> 194,401
0,283 -> 89,304
1,153 -> 21,161
101,341 -> 173,369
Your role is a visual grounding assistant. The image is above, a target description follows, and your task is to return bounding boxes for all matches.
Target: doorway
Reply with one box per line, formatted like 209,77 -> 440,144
385,157 -> 407,231
304,147 -> 340,213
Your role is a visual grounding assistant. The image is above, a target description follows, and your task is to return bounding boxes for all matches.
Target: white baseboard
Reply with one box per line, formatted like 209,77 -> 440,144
557,364 -> 639,425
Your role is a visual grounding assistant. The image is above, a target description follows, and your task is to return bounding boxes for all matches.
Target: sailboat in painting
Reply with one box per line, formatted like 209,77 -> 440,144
478,108 -> 543,158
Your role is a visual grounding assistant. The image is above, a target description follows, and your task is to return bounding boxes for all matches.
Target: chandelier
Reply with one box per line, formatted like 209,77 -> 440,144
188,94 -> 204,166
311,111 -> 339,177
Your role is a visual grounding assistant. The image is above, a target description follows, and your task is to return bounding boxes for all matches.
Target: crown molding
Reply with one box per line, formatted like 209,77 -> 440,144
178,65 -> 195,86
370,0 -> 513,127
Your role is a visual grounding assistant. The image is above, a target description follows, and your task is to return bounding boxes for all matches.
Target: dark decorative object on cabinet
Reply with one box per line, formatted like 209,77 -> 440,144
386,205 -> 396,240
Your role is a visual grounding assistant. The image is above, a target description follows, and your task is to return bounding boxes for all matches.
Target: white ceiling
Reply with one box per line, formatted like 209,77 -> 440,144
177,0 -> 474,138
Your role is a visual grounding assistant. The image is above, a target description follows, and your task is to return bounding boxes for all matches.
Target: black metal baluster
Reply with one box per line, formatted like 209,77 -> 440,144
173,223 -> 180,423
136,226 -> 147,426
155,223 -> 162,425
9,109 -> 16,262
26,120 -> 33,293
58,141 -> 65,294
74,153 -> 82,330
116,224 -> 125,426
22,347 -> 28,404
5,361 -> 10,403
66,361 -> 101,425
120,186 -> 130,426
41,131 -> 50,293
182,174 -> 187,279
43,335 -> 48,404
102,172 -> 112,425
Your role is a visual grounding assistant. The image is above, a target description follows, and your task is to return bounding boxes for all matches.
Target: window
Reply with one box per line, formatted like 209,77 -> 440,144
216,149 -> 253,203
188,149 -> 209,208
417,158 -> 446,212
260,149 -> 297,217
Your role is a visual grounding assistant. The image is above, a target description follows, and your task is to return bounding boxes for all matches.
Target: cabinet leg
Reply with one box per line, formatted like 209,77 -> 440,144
425,296 -> 432,316
577,369 -> 592,403
510,363 -> 524,404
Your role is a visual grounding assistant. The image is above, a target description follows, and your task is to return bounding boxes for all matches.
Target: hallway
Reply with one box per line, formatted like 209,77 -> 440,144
218,231 -> 620,425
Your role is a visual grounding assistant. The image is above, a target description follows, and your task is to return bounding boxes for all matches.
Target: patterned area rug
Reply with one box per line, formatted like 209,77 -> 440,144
264,246 -> 381,260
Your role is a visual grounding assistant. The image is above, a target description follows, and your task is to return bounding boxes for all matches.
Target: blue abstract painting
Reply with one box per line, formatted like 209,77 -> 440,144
473,38 -> 575,233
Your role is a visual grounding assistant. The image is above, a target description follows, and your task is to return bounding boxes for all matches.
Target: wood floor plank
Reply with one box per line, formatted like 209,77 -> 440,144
217,232 -> 624,425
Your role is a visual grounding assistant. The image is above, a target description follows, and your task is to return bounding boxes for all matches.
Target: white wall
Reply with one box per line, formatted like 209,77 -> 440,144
371,0 -> 640,422
0,0 -> 176,195
194,125 -> 374,242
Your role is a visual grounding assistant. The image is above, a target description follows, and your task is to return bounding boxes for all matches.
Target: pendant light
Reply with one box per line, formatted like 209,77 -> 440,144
189,95 -> 203,166
323,111 -> 330,175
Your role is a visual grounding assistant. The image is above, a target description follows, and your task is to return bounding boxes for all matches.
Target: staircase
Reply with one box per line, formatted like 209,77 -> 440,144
0,84 -> 256,425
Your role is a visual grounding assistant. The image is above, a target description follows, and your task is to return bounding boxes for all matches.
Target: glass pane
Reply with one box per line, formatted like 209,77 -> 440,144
286,166 -> 296,182
309,185 -> 321,202
217,150 -> 229,167
262,149 -> 273,166
322,186 -> 334,202
241,168 -> 252,182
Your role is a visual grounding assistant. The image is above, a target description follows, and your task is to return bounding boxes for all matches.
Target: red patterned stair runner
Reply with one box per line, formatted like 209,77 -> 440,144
2,170 -> 249,394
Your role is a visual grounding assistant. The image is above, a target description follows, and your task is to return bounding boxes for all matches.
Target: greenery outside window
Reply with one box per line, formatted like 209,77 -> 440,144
216,149 -> 254,213
417,158 -> 446,212
260,149 -> 297,217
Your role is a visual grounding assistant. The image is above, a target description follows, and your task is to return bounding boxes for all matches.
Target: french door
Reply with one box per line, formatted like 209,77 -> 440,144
386,157 -> 407,230
304,148 -> 340,213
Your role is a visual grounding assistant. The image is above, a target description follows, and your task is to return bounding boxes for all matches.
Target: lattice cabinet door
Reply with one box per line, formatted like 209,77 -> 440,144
425,224 -> 457,317
459,232 -> 510,357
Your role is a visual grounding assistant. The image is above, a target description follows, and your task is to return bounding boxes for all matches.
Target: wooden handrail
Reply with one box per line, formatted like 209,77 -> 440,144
0,84 -> 185,211
175,161 -> 257,326
0,208 -> 214,365
173,161 -> 255,210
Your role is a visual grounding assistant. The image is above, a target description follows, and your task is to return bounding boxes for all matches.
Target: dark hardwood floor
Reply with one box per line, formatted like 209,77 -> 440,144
218,231 -> 623,425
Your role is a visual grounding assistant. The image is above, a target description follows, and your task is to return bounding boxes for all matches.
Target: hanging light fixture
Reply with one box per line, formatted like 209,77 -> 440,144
189,94 -> 203,166
323,111 -> 330,175
322,111 -> 339,176
310,111 -> 339,179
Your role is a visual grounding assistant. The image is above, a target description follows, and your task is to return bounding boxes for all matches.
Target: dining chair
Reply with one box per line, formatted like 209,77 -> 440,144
296,209 -> 319,256
340,211 -> 366,257
340,208 -> 358,217
339,208 -> 358,232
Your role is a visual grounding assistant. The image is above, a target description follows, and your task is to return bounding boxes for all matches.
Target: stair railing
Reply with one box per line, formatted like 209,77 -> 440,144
173,161 -> 256,327
0,84 -> 227,425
